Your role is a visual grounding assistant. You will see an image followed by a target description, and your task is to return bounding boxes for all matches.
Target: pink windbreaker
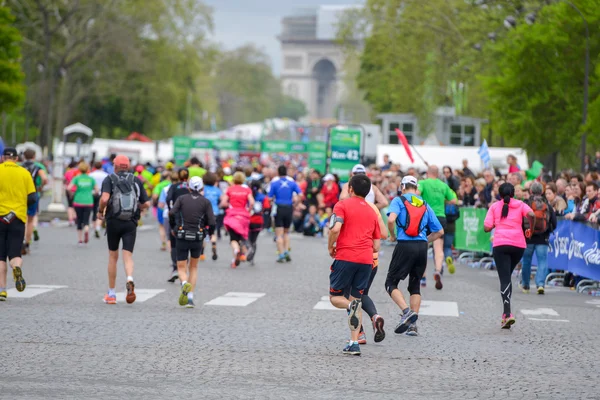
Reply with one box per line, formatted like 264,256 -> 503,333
484,198 -> 532,249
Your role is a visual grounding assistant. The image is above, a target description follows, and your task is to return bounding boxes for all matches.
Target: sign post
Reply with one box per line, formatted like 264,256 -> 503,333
327,127 -> 362,181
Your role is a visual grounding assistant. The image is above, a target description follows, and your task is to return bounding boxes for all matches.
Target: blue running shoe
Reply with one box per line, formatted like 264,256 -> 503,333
342,342 -> 361,356
420,277 -> 426,287
394,310 -> 418,334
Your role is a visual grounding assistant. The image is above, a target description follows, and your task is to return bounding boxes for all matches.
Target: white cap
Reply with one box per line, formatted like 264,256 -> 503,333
223,167 -> 232,175
401,175 -> 418,187
323,173 -> 335,181
352,164 -> 366,174
189,176 -> 204,191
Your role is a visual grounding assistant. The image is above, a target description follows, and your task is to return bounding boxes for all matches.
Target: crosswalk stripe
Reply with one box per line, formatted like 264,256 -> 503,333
205,292 -> 266,307
520,308 -> 559,316
419,300 -> 459,317
313,296 -> 342,310
115,289 -> 165,303
7,285 -> 68,299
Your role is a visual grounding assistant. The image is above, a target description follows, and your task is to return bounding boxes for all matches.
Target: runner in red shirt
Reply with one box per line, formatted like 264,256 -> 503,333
221,172 -> 254,268
328,174 -> 381,356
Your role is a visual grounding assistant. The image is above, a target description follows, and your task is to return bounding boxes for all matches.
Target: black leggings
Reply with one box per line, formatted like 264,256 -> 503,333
75,207 -> 92,230
216,214 -> 224,239
493,245 -> 525,316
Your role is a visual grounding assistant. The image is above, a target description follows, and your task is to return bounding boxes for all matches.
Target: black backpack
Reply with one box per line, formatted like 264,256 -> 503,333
23,161 -> 41,189
109,173 -> 139,221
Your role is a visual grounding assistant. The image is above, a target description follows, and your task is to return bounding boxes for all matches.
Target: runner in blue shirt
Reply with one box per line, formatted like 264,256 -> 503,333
268,165 -> 301,263
201,172 -> 222,261
385,176 -> 444,337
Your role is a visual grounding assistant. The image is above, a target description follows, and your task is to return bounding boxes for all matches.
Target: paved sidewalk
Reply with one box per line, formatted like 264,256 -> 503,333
1,222 -> 598,399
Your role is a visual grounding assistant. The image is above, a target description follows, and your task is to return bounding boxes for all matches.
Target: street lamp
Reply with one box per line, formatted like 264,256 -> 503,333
505,2 -> 590,171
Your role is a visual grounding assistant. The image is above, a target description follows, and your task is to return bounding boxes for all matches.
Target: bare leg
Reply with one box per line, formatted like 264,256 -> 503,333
108,251 -> 118,288
0,261 -> 6,289
433,237 -> 444,273
188,257 -> 199,291
231,240 -> 240,256
330,295 -> 361,342
275,227 -> 284,254
410,294 -> 421,313
283,228 -> 291,252
177,260 -> 188,283
122,250 -> 134,278
390,288 -> 409,310
25,216 -> 35,244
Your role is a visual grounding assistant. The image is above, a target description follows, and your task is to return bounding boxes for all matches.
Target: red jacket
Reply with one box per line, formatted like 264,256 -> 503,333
321,183 -> 340,208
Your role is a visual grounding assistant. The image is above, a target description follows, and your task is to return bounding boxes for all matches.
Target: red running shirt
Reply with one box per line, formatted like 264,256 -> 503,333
333,197 -> 380,264
227,185 -> 252,209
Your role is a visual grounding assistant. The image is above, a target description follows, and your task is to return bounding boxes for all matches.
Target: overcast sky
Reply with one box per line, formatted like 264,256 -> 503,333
202,0 -> 363,75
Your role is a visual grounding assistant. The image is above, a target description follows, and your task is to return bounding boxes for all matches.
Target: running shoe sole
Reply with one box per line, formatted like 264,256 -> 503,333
13,267 -> 26,292
342,348 -> 361,356
373,316 -> 386,343
394,312 -> 418,334
103,296 -> 117,304
179,283 -> 192,306
537,287 -> 545,295
446,256 -> 455,274
235,253 -> 241,267
434,273 -> 443,290
347,300 -> 361,331
185,302 -> 195,308
212,245 -> 218,261
501,318 -> 516,329
125,281 -> 136,304
0,292 -> 7,301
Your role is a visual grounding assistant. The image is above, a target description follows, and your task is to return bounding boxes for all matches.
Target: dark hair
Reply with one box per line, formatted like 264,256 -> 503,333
587,182 -> 599,191
203,172 -> 217,186
23,149 -> 35,160
349,175 -> 371,198
499,183 -> 515,219
278,165 -> 287,176
190,157 -> 201,166
443,165 -> 452,174
244,167 -> 253,178
250,180 -> 262,196
178,168 -> 189,181
94,161 -> 103,170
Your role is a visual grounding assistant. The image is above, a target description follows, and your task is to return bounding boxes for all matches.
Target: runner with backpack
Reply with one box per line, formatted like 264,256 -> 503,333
521,182 -> 556,295
386,176 -> 444,336
97,155 -> 150,305
21,149 -> 48,254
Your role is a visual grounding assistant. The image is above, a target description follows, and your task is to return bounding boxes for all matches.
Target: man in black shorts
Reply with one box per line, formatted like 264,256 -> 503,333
97,155 -> 150,305
170,176 -> 215,308
268,165 -> 301,263
386,176 -> 444,336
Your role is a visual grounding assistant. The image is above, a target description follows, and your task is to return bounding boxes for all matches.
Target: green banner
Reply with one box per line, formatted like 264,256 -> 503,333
261,141 -> 308,153
454,207 -> 492,253
329,128 -> 361,181
173,136 -> 191,166
308,142 -> 327,173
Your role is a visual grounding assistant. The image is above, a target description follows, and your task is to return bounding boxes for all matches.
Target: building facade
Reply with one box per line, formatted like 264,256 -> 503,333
378,107 -> 486,147
279,6 -> 359,120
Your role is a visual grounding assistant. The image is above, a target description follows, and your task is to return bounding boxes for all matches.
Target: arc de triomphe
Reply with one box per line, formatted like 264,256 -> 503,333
279,6 -> 355,120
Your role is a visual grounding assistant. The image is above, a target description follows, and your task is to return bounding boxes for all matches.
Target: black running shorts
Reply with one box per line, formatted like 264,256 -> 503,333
0,219 -> 25,261
274,205 -> 293,229
386,240 -> 428,295
329,260 -> 372,299
176,240 -> 203,261
106,220 -> 137,252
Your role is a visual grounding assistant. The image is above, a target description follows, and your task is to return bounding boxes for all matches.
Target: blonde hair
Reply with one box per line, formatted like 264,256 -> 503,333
78,162 -> 90,174
233,171 -> 245,185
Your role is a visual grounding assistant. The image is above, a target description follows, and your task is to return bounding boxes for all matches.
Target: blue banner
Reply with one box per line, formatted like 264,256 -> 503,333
548,221 -> 600,281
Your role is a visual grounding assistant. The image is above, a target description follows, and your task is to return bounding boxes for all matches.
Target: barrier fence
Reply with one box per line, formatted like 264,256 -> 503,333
453,208 -> 600,281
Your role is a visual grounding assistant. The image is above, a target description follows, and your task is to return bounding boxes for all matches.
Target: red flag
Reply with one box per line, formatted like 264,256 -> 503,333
395,128 -> 414,163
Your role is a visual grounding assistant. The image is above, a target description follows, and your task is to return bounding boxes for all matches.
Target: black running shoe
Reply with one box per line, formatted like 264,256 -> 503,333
406,323 -> 418,337
167,269 -> 179,283
212,243 -> 218,261
33,229 -> 39,242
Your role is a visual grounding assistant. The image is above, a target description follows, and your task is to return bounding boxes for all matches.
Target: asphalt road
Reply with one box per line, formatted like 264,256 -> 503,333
1,219 -> 599,399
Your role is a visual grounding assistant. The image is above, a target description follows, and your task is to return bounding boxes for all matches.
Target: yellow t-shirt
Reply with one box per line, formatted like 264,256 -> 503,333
0,161 -> 36,223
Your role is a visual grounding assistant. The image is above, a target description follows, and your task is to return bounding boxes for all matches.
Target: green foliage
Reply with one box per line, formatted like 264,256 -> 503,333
0,5 -> 24,114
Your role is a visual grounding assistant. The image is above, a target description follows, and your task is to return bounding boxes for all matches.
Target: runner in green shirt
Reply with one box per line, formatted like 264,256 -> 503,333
152,172 -> 172,251
68,163 -> 97,246
417,165 -> 458,290
188,157 -> 207,178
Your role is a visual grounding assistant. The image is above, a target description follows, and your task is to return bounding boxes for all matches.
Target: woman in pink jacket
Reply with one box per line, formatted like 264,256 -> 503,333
484,183 -> 535,329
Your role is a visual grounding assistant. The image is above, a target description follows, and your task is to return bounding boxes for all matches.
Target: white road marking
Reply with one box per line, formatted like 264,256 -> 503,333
7,285 -> 67,299
520,308 -> 559,316
205,292 -> 266,307
419,300 -> 459,317
313,296 -> 342,311
115,288 -> 165,303
585,300 -> 600,306
527,318 -> 570,322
